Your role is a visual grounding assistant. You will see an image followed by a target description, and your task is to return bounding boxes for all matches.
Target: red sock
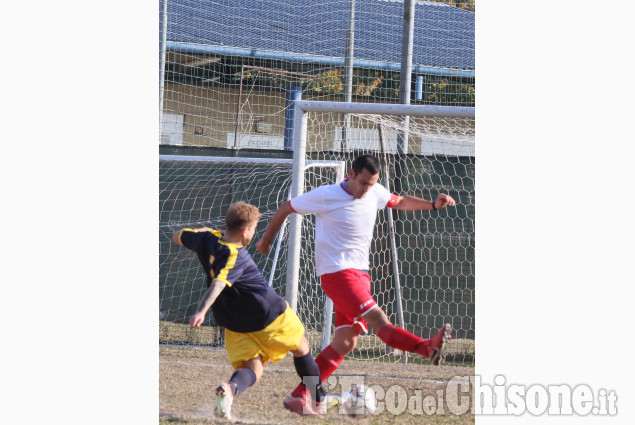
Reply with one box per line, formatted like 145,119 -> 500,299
314,344 -> 345,381
415,339 -> 433,357
377,324 -> 424,353
291,382 -> 308,398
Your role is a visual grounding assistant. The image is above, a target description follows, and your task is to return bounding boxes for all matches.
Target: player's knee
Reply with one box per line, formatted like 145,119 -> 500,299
243,357 -> 264,384
253,368 -> 263,384
343,338 -> 357,354
365,308 -> 390,333
291,336 -> 310,357
333,336 -> 357,355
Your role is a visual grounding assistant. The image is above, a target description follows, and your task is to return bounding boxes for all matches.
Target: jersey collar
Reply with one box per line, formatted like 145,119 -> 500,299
219,236 -> 243,248
340,178 -> 353,196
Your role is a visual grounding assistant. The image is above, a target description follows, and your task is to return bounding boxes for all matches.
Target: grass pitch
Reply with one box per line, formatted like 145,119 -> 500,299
160,345 -> 474,425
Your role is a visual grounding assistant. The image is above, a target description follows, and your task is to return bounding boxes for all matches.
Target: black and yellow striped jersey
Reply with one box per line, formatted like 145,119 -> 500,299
178,228 -> 287,333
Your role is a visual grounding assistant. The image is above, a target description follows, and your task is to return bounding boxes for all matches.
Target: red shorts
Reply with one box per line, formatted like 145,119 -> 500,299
320,268 -> 378,333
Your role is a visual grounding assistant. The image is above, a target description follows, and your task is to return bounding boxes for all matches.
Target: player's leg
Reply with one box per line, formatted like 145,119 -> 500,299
289,336 -> 322,393
284,336 -> 325,417
330,325 -> 360,356
216,357 -> 263,419
217,328 -> 268,420
313,269 -> 369,382
364,306 -> 452,365
314,324 -> 359,383
250,304 -> 323,417
233,356 -> 264,392
287,328 -> 358,415
288,321 -> 361,413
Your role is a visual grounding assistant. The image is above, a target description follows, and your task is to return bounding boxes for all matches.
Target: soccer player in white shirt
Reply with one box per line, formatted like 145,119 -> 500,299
256,154 -> 455,411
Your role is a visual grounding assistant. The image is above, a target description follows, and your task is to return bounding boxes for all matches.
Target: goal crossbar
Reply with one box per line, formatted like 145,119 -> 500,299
294,100 -> 475,118
159,154 -> 344,170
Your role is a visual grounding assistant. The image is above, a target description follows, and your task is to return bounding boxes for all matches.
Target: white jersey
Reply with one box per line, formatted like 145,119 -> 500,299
289,180 -> 394,276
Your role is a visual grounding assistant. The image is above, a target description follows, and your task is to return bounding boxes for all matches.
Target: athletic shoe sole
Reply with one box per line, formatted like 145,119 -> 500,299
216,382 -> 233,419
429,324 -> 452,365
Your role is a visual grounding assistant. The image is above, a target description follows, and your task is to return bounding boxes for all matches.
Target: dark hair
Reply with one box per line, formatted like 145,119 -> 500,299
226,202 -> 261,232
351,154 -> 381,175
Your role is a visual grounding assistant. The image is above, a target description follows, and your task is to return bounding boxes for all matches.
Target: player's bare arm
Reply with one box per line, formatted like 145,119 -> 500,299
255,201 -> 294,254
392,193 -> 456,211
189,279 -> 227,328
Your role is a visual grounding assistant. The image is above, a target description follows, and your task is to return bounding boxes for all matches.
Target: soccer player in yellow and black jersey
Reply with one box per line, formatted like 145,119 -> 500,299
172,202 -> 324,420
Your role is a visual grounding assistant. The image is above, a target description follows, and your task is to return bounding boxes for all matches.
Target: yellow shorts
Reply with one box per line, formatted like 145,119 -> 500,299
225,304 -> 305,370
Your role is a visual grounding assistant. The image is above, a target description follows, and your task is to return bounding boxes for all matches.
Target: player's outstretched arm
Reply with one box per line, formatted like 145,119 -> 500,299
392,193 -> 456,211
172,227 -> 214,246
189,280 -> 226,328
255,201 -> 295,255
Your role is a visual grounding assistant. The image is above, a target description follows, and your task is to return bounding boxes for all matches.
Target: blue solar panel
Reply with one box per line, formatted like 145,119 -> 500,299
167,0 -> 474,71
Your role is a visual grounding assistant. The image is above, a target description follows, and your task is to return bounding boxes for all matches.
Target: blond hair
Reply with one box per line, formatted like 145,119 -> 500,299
225,202 -> 261,232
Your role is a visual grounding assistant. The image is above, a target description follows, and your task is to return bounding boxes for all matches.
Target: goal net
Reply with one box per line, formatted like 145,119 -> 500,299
159,155 -> 344,346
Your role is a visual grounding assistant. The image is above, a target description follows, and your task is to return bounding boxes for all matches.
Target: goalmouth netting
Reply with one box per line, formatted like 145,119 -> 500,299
159,101 -> 474,365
